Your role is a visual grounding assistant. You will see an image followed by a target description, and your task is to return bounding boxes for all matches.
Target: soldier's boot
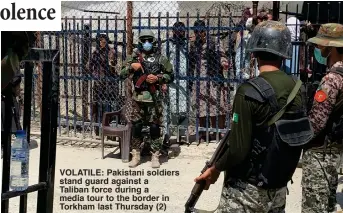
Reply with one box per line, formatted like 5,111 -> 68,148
129,149 -> 141,168
151,151 -> 161,168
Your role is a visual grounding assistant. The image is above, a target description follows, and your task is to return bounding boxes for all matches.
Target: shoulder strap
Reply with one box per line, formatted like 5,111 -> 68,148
267,80 -> 303,126
248,77 -> 279,114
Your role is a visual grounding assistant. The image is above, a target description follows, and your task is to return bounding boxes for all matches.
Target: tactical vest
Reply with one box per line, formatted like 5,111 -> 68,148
308,67 -> 343,152
132,53 -> 162,93
231,76 -> 314,189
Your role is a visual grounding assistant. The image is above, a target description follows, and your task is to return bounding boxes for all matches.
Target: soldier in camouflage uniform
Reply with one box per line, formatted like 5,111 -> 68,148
194,21 -> 311,213
120,30 -> 173,168
302,23 -> 343,213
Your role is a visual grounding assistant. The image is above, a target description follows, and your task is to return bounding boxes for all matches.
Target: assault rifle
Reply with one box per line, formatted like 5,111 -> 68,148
184,129 -> 230,213
133,49 -> 163,94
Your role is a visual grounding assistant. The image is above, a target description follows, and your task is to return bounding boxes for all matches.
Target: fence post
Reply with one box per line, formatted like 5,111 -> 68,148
127,1 -> 133,55
35,32 -> 43,122
272,1 -> 280,21
82,23 -> 90,125
36,51 -> 60,213
252,1 -> 259,16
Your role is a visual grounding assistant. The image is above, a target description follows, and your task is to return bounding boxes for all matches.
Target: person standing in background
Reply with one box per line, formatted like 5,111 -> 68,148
88,34 -> 117,136
285,16 -> 301,75
235,8 -> 253,80
162,22 -> 189,141
189,20 -> 230,143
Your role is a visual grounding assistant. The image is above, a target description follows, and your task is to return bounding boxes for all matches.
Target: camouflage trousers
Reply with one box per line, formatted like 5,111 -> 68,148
301,150 -> 341,213
215,178 -> 286,213
129,99 -> 164,152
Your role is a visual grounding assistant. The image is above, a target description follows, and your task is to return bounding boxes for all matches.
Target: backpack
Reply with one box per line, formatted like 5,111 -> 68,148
233,76 -> 314,189
327,68 -> 343,143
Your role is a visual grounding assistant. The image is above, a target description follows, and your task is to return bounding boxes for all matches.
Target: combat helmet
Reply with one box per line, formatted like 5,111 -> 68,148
138,29 -> 157,44
307,23 -> 343,47
95,33 -> 109,44
246,20 -> 292,59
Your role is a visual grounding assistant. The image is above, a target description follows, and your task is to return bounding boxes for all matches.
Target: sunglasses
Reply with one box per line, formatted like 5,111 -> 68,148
141,38 -> 154,43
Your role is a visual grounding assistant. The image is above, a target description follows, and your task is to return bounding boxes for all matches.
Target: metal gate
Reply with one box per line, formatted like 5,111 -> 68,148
1,48 -> 60,213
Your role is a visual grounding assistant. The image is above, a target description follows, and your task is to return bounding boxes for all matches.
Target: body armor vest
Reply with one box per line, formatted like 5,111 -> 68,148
132,53 -> 162,93
230,76 -> 313,189
141,54 -> 162,75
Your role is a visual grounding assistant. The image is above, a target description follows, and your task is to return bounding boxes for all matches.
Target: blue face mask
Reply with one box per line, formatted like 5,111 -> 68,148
142,42 -> 153,51
314,47 -> 327,65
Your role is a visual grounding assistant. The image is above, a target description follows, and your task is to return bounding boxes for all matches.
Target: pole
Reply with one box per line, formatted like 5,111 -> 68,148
252,1 -> 259,16
272,1 -> 280,21
127,1 -> 133,55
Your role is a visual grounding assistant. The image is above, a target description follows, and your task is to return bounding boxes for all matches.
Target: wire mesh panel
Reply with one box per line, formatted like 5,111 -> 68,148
27,1 -> 342,144
23,1 -> 250,144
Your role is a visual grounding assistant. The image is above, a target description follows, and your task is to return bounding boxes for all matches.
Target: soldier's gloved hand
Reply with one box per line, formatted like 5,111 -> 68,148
194,166 -> 220,190
146,74 -> 158,84
131,63 -> 142,71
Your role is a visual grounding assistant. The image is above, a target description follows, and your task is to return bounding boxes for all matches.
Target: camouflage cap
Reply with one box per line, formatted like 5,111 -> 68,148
307,23 -> 343,47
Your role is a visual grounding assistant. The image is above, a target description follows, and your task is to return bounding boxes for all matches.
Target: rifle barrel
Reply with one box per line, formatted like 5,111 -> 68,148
184,130 -> 230,213
185,179 -> 207,213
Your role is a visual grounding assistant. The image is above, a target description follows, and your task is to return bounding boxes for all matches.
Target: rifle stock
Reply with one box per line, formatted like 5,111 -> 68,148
184,130 -> 230,213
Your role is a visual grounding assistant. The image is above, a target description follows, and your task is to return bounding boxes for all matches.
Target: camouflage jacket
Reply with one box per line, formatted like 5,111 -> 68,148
120,50 -> 173,102
308,61 -> 343,152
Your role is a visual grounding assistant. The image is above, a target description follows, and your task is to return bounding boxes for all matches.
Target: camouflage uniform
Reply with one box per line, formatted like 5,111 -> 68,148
302,23 -> 343,213
215,178 -> 286,213
120,30 -> 173,168
211,21 -> 304,213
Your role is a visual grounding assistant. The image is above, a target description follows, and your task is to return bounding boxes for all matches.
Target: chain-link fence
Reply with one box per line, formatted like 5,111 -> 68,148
25,1 -> 342,144
24,1 -> 248,144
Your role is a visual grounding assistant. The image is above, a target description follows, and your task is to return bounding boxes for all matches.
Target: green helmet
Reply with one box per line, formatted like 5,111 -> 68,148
246,20 -> 292,59
138,29 -> 157,44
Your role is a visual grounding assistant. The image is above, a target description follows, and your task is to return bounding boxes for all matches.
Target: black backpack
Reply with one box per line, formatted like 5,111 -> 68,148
235,76 -> 314,189
327,68 -> 343,143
